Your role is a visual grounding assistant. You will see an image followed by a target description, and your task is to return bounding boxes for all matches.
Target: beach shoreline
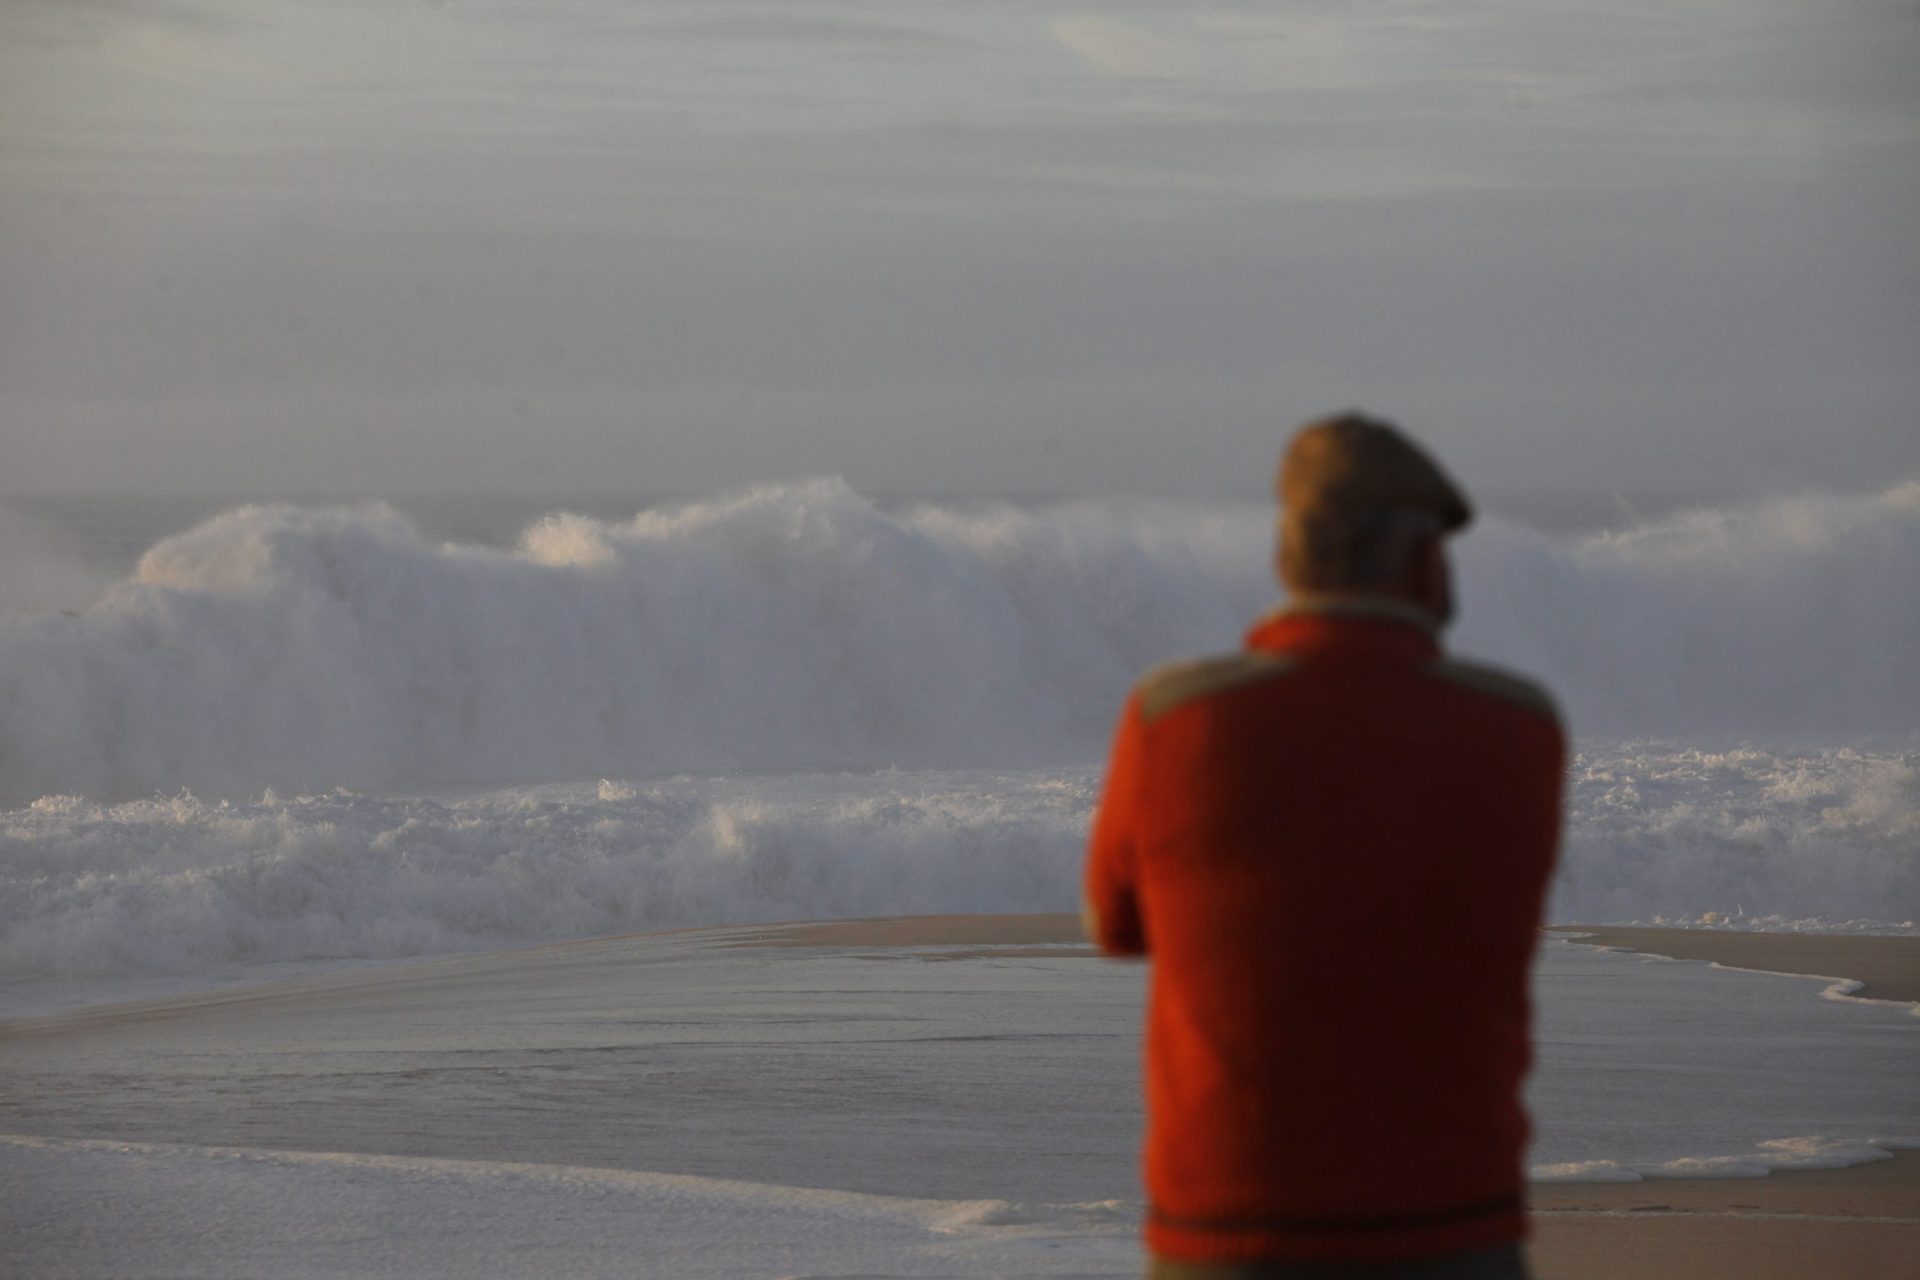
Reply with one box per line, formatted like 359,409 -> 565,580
738,913 -> 1920,1006
5,915 -> 1914,1277
739,914 -> 1920,1276
1527,1150 -> 1920,1279
1545,925 -> 1920,1006
1529,925 -> 1920,1275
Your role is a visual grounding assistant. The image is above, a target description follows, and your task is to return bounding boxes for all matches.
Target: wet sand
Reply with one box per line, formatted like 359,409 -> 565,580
10,915 -> 1913,1275
748,915 -> 1920,1278
1552,925 -> 1920,1005
1529,1151 -> 1920,1279
1532,925 -> 1920,1275
727,912 -> 1093,961
741,915 -> 1920,1005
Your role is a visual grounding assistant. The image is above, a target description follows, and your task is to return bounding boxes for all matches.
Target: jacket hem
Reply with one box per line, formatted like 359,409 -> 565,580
1145,1201 -> 1524,1265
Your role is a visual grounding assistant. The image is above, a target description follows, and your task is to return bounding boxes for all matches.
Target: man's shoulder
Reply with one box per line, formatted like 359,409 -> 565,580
1422,657 -> 1563,729
1135,650 -> 1299,723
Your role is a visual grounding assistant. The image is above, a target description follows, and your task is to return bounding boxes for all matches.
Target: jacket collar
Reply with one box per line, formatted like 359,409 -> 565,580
1245,593 -> 1443,660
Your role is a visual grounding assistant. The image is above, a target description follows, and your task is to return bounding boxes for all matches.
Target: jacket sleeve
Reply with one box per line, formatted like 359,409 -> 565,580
1084,693 -> 1148,956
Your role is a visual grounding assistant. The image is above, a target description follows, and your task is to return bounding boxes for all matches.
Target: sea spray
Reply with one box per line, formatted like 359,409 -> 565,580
1,479 -> 1915,806
3,744 -> 1913,982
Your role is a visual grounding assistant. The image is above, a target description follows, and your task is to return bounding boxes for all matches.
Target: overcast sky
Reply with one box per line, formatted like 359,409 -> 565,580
3,0 -> 1915,498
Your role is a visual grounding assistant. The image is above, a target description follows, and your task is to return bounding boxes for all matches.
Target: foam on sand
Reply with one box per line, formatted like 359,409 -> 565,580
2,927 -> 1915,1275
1532,1136 -> 1920,1183
0,1134 -> 1139,1280
6,1137 -> 1917,1280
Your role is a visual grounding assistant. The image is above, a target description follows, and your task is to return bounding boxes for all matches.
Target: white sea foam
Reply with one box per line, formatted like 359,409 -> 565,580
0,1135 -> 1142,1279
1464,481 -> 1920,736
1,479 -> 1915,806
0,772 -> 1094,981
1530,1135 -> 1918,1183
1,481 -> 1914,983
1556,739 -> 1919,930
3,744 -> 1913,985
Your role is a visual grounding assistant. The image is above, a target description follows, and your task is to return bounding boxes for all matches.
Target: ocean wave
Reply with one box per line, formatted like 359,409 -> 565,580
0,479 -> 1914,804
1558,739 -> 1920,929
4,743 -> 1913,981
0,771 -> 1094,979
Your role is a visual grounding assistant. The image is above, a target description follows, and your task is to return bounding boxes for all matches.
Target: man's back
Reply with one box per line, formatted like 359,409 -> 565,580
1086,599 -> 1564,1266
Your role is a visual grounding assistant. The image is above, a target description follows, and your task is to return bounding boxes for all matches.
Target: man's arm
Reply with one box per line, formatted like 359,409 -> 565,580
1084,693 -> 1148,956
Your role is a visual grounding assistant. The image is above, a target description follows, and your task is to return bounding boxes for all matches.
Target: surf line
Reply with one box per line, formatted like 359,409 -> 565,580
1547,931 -> 1920,1019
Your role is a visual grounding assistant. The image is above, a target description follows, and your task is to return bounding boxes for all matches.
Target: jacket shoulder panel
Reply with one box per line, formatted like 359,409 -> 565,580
1137,652 -> 1298,724
1425,658 -> 1562,727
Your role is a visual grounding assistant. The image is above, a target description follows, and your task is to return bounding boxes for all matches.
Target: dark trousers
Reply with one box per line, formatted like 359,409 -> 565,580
1148,1242 -> 1528,1280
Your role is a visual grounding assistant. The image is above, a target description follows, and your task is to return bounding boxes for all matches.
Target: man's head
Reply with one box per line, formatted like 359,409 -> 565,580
1275,412 -> 1472,625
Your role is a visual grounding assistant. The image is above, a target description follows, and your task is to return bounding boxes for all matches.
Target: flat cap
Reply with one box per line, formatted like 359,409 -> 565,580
1277,411 -> 1472,531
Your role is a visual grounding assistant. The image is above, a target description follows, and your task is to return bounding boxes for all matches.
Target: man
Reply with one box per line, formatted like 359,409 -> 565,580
1085,412 -> 1564,1279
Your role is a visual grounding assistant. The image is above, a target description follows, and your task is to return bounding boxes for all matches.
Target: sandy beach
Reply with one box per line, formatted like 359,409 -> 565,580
1529,1151 -> 1920,1280
1551,926 -> 1920,1005
1529,925 -> 1920,1276
3,914 -> 1914,1277
750,914 -> 1920,1279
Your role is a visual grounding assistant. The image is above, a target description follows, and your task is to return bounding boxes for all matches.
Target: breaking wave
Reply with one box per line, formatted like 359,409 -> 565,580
1,478 -> 1915,805
2,771 -> 1095,979
4,742 -> 1913,982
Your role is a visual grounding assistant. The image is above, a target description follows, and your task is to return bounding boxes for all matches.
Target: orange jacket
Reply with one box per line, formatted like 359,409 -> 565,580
1085,598 -> 1564,1265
